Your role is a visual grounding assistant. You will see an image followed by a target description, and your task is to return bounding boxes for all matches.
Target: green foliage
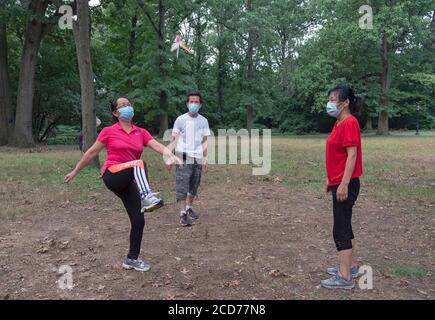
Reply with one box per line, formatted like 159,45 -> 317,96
2,0 -> 434,136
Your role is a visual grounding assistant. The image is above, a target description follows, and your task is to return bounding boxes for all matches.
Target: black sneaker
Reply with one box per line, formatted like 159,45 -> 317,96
180,212 -> 192,227
186,208 -> 199,220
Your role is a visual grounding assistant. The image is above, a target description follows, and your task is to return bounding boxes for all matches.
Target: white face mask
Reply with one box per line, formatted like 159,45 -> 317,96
326,102 -> 343,118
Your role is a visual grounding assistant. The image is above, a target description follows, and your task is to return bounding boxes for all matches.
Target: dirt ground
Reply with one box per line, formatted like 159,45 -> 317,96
0,145 -> 434,300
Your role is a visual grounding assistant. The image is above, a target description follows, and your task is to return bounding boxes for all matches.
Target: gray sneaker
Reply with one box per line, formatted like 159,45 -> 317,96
186,208 -> 199,220
141,192 -> 163,213
327,265 -> 359,278
122,258 -> 151,272
321,272 -> 355,290
180,212 -> 192,227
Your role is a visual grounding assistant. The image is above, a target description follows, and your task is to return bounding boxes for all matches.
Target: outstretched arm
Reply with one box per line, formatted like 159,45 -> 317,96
147,139 -> 182,170
64,141 -> 105,183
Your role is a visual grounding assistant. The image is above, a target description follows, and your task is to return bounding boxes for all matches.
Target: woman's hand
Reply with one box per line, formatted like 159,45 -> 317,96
336,182 -> 349,202
64,169 -> 78,184
147,139 -> 183,171
325,180 -> 331,195
166,154 -> 183,171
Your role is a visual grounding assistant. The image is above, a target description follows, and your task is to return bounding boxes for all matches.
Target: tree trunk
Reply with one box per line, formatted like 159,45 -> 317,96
377,30 -> 392,135
217,49 -> 225,114
11,0 -> 50,147
216,24 -> 225,114
127,14 -> 137,89
365,116 -> 372,130
158,0 -> 168,137
246,0 -> 255,133
431,11 -> 435,50
73,0 -> 99,167
194,12 -> 203,90
0,21 -> 14,145
39,118 -> 59,142
427,11 -> 434,55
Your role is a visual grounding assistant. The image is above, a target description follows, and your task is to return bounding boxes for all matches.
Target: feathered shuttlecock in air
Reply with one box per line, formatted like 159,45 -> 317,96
170,31 -> 192,59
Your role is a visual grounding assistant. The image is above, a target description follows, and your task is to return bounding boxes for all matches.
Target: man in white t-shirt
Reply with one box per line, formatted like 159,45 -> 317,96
168,91 -> 210,226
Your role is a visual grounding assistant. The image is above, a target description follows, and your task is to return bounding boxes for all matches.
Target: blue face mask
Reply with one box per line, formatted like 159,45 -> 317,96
118,105 -> 134,121
326,102 -> 341,118
188,103 -> 201,114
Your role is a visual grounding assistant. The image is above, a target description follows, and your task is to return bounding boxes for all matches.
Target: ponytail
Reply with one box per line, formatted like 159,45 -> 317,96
351,96 -> 364,117
328,85 -> 364,118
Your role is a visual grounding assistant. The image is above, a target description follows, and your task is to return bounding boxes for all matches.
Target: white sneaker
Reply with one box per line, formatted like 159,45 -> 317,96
141,192 -> 164,212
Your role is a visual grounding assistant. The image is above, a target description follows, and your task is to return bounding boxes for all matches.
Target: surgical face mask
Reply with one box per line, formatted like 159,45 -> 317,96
118,105 -> 134,121
326,102 -> 341,118
187,103 -> 201,114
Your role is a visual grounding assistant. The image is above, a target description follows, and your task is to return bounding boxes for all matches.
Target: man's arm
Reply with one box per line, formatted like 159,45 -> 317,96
167,117 -> 181,153
202,136 -> 208,173
167,133 -> 179,153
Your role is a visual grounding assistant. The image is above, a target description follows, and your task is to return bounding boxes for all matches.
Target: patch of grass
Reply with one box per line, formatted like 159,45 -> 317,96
1,134 -> 434,208
6,211 -> 16,221
0,150 -> 103,195
389,264 -> 431,279
269,135 -> 435,203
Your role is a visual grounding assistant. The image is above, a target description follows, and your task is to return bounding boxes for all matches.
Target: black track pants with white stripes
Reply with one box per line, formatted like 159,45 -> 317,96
102,162 -> 152,260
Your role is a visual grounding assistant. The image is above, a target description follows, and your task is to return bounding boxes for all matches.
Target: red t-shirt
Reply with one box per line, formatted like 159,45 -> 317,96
326,115 -> 362,186
97,122 -> 154,176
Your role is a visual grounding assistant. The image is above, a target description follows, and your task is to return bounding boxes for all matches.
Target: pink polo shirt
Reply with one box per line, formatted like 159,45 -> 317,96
97,122 -> 154,176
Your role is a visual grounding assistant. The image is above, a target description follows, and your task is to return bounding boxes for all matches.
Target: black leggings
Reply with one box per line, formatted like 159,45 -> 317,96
330,178 -> 360,251
102,163 -> 151,260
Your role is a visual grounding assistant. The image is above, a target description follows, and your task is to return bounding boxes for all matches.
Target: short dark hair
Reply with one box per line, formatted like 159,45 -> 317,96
186,91 -> 203,104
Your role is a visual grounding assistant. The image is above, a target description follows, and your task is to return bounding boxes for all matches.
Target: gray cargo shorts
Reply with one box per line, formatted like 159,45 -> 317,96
175,157 -> 203,201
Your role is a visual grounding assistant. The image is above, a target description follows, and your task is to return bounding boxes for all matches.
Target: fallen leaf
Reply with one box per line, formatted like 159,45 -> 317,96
269,269 -> 280,277
182,283 -> 193,290
417,289 -> 427,295
36,247 -> 49,254
399,279 -> 409,287
163,293 -> 176,300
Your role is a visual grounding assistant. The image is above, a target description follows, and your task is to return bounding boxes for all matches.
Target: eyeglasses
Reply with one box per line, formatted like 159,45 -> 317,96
116,104 -> 133,110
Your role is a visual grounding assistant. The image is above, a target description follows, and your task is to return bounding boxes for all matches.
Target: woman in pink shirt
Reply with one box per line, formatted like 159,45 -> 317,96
64,97 -> 180,272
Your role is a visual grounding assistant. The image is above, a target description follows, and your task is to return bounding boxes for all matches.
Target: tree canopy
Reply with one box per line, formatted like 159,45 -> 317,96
1,0 -> 434,147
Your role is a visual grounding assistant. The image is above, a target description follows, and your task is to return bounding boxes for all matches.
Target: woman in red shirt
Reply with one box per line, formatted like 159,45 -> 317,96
321,85 -> 363,290
64,97 -> 180,272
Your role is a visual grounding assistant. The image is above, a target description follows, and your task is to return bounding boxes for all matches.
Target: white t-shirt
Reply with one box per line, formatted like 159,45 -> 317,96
172,113 -> 211,159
